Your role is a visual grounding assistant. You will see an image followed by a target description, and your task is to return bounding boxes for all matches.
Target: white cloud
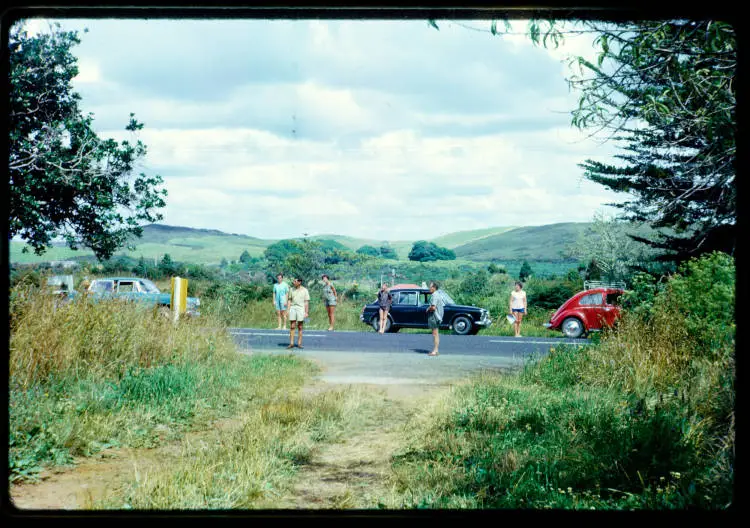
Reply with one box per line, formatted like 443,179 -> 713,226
25,17 -> 634,240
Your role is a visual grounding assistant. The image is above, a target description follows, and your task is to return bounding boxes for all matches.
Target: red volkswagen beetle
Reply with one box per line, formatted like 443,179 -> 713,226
544,287 -> 624,338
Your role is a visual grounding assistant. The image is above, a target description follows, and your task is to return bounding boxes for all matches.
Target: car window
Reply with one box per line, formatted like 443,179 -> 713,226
606,292 -> 622,305
90,280 -> 114,293
139,279 -> 161,293
118,281 -> 137,293
580,293 -> 604,305
396,292 -> 417,306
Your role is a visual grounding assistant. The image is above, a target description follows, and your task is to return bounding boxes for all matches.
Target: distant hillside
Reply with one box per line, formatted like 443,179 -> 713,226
430,226 -> 518,249
11,222 -> 597,265
453,223 -> 591,261
10,224 -> 274,265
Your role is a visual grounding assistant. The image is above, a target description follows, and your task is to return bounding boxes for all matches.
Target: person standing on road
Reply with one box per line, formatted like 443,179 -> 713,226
377,282 -> 393,334
426,281 -> 445,356
321,274 -> 338,331
272,273 -> 290,330
287,277 -> 310,349
510,281 -> 527,337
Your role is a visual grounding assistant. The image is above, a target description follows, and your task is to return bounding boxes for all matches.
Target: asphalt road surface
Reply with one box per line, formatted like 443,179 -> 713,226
230,328 -> 590,386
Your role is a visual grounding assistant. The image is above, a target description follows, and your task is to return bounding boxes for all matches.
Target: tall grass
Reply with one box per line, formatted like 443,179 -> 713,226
8,285 -> 319,484
376,252 -> 735,509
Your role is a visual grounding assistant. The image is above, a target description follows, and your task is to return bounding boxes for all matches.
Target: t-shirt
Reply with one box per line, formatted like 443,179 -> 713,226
273,282 -> 290,301
323,283 -> 336,302
511,290 -> 527,309
289,286 -> 310,308
429,290 -> 446,322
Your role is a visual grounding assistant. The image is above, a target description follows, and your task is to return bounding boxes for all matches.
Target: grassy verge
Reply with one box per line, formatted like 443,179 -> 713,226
375,254 -> 735,509
92,386 -> 384,509
8,287 -> 318,484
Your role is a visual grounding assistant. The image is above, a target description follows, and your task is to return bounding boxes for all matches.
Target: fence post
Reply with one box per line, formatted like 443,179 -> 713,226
171,276 -> 188,322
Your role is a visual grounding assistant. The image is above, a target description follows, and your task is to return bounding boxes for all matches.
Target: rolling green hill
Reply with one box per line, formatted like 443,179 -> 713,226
453,223 -> 591,261
430,226 -> 519,249
10,222 -> 593,265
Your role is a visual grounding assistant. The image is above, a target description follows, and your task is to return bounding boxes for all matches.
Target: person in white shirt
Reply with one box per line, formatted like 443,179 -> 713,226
287,277 -> 310,349
509,281 -> 527,337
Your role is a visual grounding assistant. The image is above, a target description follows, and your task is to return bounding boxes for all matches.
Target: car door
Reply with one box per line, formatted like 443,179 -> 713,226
117,280 -> 143,304
578,292 -> 605,330
602,290 -> 622,327
391,290 -> 424,327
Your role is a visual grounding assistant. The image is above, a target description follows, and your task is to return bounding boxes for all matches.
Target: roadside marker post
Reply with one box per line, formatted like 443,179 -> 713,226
170,276 -> 188,322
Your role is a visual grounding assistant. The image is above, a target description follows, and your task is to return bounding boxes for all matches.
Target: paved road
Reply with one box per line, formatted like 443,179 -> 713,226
229,328 -> 588,357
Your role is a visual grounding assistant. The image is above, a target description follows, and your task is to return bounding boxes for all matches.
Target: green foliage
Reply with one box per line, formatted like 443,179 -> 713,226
524,277 -> 581,310
519,260 -> 533,281
567,21 -> 736,260
8,22 -> 167,260
487,263 -> 506,275
453,270 -> 492,305
408,240 -> 456,262
566,213 -> 662,282
263,239 -> 303,269
380,245 -> 398,259
356,245 -> 380,257
656,252 -> 735,355
239,250 -> 252,263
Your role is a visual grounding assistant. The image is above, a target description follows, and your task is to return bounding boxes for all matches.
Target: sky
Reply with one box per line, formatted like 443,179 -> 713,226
20,16 -> 629,241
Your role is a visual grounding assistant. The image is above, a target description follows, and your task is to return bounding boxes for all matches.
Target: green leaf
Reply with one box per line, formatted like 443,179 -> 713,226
491,19 -> 497,36
428,19 -> 440,31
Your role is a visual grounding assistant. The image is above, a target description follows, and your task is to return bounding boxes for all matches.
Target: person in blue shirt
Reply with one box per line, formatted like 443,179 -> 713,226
272,273 -> 290,330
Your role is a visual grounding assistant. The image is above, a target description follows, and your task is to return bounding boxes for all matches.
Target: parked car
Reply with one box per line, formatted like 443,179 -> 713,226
544,287 -> 624,338
45,275 -> 75,297
79,277 -> 201,317
359,287 -> 492,335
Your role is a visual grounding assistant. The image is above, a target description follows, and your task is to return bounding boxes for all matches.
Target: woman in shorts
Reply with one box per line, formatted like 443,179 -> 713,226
509,281 -> 527,337
376,282 -> 393,334
322,274 -> 338,331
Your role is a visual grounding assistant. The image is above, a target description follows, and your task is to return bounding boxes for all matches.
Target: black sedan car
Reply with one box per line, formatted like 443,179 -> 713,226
359,287 -> 492,335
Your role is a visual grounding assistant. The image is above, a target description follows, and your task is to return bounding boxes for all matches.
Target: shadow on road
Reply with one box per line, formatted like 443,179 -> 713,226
410,349 -> 432,354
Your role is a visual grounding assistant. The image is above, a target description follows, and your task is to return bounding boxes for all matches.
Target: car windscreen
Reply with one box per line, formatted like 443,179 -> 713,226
440,291 -> 456,305
139,279 -> 161,293
90,280 -> 114,293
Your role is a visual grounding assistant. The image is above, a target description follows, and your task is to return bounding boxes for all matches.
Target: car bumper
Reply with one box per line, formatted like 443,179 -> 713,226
543,323 -> 552,328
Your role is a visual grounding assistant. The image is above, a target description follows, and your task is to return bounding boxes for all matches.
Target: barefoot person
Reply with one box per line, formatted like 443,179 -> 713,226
376,282 -> 393,334
426,281 -> 445,356
321,274 -> 338,331
272,273 -> 290,330
510,281 -> 527,337
287,277 -> 310,349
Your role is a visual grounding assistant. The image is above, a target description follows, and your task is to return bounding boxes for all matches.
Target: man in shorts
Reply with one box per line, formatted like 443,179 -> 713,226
287,277 -> 310,349
272,273 -> 290,330
426,281 -> 445,356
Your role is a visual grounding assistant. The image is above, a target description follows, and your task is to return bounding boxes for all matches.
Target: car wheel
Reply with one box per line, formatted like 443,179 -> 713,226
452,315 -> 473,335
561,317 -> 585,338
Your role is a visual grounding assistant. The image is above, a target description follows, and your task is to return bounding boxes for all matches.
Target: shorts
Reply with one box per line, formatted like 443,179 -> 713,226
274,297 -> 287,311
428,313 -> 441,329
289,306 -> 305,322
325,298 -> 337,307
512,308 -> 526,314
